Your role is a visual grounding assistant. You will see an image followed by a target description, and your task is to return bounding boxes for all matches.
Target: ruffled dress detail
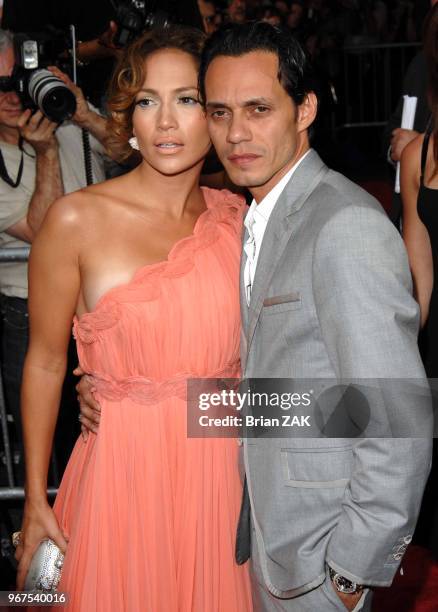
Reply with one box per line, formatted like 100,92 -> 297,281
51,188 -> 252,611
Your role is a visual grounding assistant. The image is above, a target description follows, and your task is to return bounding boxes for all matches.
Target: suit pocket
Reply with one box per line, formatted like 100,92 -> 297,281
281,447 -> 353,488
262,292 -> 302,315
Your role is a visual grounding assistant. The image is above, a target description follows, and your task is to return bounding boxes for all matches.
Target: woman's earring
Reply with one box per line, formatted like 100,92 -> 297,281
129,136 -> 139,150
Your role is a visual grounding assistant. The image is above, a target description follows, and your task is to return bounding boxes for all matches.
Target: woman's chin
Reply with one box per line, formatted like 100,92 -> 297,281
144,155 -> 207,177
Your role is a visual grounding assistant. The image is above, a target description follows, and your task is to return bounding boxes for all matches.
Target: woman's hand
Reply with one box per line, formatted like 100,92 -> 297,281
15,499 -> 69,591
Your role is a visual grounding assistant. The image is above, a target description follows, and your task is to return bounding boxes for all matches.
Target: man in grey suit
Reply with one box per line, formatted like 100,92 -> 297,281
198,22 -> 432,612
79,22 -> 432,612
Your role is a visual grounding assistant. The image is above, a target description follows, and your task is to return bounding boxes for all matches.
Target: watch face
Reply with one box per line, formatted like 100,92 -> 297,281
333,574 -> 358,594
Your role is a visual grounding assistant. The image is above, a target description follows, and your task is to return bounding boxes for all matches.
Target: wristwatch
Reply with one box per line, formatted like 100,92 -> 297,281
328,566 -> 364,595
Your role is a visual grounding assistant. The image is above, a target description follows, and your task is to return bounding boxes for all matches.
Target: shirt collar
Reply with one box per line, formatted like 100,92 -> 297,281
244,150 -> 311,231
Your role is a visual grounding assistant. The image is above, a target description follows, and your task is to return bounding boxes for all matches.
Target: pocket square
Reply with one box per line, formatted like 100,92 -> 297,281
263,292 -> 301,307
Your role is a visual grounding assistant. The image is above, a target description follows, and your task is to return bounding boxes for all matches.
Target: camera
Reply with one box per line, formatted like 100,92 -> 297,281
0,29 -> 76,123
112,1 -> 204,47
113,1 -> 176,47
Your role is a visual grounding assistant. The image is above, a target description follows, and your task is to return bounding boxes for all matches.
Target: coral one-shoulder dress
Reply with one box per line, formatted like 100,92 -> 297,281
52,188 -> 252,611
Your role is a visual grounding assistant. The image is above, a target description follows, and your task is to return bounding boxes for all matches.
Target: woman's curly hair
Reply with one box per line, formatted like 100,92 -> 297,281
107,26 -> 206,161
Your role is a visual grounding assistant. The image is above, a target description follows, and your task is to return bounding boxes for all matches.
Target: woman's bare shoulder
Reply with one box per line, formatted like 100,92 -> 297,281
81,171 -> 134,199
43,174 -> 133,232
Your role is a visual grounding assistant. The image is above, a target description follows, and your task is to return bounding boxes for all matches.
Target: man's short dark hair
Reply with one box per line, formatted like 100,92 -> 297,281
198,21 -> 316,106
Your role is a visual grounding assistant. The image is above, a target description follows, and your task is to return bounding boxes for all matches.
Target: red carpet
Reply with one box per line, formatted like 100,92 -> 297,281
373,546 -> 438,611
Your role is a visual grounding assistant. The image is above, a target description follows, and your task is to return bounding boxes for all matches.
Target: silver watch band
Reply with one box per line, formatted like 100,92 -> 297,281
328,566 -> 364,595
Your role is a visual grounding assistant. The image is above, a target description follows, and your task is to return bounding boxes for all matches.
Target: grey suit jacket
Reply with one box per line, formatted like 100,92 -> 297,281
240,150 -> 432,598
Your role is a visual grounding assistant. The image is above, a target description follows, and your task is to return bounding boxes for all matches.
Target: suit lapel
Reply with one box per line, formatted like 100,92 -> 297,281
244,150 -> 328,362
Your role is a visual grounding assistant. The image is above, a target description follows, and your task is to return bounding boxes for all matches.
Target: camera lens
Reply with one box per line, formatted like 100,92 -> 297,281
27,69 -> 76,123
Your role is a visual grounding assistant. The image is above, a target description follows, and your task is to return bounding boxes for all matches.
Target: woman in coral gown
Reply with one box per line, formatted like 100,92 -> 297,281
15,26 -> 252,611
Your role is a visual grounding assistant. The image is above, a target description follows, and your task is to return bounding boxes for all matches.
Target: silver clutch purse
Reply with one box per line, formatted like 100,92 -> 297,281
24,539 -> 64,593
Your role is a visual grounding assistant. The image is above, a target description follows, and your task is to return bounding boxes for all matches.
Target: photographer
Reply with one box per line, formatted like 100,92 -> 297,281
2,0 -> 204,107
0,29 -> 108,480
1,0 -> 119,108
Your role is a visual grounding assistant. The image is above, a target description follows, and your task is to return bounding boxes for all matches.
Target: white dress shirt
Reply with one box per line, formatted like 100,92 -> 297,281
243,151 -> 310,305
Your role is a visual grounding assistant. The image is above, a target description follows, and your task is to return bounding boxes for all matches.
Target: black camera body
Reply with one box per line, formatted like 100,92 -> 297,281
114,0 -> 173,47
113,0 -> 204,47
0,29 -> 77,123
